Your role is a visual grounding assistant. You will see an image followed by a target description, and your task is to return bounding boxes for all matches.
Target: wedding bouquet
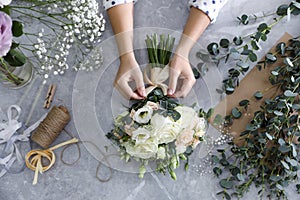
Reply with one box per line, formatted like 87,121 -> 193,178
107,35 -> 207,179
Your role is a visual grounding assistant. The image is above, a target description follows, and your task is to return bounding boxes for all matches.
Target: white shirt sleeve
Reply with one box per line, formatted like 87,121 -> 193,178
188,0 -> 228,23
103,0 -> 136,10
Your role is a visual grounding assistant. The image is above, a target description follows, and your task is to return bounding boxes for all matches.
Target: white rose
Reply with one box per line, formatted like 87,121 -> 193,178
151,114 -> 182,144
132,127 -> 152,144
151,113 -> 172,129
175,129 -> 194,146
157,146 -> 166,160
133,105 -> 153,124
124,138 -> 158,159
0,0 -> 11,8
174,106 -> 197,128
156,123 -> 181,144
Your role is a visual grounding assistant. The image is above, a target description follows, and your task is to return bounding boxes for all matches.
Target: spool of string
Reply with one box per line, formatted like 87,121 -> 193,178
31,106 -> 70,148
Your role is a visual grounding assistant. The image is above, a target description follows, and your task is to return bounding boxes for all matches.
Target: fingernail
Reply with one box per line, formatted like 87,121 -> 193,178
167,89 -> 173,95
142,90 -> 146,97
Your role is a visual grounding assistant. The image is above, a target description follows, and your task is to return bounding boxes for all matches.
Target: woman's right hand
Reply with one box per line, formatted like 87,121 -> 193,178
114,53 -> 146,100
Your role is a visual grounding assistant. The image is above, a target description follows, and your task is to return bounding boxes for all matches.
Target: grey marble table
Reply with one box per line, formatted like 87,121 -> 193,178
0,0 -> 299,200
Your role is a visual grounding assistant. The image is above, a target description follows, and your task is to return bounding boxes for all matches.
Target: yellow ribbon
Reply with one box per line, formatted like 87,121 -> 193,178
143,64 -> 169,95
25,138 -> 79,185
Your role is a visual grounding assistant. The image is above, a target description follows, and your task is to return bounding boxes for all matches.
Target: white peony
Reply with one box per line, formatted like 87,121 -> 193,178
157,146 -> 166,160
124,138 -> 158,159
132,105 -> 153,124
132,127 -> 152,144
174,106 -> 197,128
0,0 -> 11,8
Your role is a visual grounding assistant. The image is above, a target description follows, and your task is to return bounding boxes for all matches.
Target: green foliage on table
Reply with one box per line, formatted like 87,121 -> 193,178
202,1 -> 300,95
212,36 -> 300,199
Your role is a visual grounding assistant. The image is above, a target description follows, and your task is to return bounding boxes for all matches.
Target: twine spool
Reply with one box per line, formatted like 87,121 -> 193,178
31,106 -> 70,148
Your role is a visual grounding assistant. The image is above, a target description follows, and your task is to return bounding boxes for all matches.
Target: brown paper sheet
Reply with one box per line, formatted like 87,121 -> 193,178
211,32 -> 293,137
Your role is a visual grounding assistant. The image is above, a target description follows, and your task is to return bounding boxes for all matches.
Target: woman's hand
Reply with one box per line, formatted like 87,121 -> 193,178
168,55 -> 196,98
114,53 -> 146,100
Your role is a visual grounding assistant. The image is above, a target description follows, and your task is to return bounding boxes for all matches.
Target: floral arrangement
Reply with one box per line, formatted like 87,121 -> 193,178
107,88 -> 207,179
0,0 -> 105,85
107,35 -> 208,179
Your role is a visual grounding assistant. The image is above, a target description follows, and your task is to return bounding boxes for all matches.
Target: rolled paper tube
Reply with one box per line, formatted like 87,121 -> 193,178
31,106 -> 70,149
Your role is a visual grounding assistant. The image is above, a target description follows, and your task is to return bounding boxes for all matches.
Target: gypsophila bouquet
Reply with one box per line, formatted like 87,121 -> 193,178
107,87 -> 207,179
107,34 -> 208,179
0,0 -> 105,82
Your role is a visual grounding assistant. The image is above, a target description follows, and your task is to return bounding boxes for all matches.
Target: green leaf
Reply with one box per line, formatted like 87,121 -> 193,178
220,38 -> 230,48
254,91 -> 263,100
270,175 -> 281,182
265,53 -> 277,63
233,36 -> 243,45
213,167 -> 222,177
239,14 -> 249,25
279,145 -> 291,153
284,90 -> 297,97
211,155 -> 219,164
284,57 -> 294,67
280,160 -> 290,170
213,114 -> 223,126
276,42 -> 286,55
3,49 -> 27,67
257,23 -> 268,32
207,43 -> 219,56
251,40 -> 260,50
231,107 -> 242,119
206,108 -> 214,120
192,67 -> 200,79
0,6 -> 10,15
249,52 -> 257,62
237,61 -> 249,72
220,179 -> 233,189
237,173 -> 245,181
292,104 -> 300,110
265,132 -> 273,140
239,99 -> 250,107
274,110 -> 283,116
12,21 -> 24,37
277,4 -> 289,16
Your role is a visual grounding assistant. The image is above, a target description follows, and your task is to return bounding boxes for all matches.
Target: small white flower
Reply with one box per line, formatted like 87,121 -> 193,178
133,106 -> 153,124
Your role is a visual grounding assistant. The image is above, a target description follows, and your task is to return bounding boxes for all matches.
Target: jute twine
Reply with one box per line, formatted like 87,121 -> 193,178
25,106 -> 113,185
31,106 -> 70,149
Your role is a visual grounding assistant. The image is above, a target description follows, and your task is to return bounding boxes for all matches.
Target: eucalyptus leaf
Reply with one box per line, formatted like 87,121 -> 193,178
231,107 -> 242,119
220,38 -> 230,48
254,91 -> 263,100
207,43 -> 219,56
233,36 -> 243,46
281,160 -> 290,170
284,90 -> 297,97
220,179 -> 234,189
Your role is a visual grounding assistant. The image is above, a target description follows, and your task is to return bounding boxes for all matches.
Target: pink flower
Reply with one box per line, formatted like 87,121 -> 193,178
0,11 -> 13,57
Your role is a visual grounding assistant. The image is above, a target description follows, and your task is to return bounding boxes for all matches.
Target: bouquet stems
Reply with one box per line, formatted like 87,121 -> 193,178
145,34 -> 175,68
0,58 -> 23,85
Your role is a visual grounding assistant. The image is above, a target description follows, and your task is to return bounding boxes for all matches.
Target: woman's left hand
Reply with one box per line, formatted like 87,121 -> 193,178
167,55 -> 196,98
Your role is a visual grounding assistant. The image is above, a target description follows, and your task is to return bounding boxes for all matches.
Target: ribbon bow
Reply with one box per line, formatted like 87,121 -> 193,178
0,105 -> 29,178
143,65 -> 169,95
25,138 -> 79,185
